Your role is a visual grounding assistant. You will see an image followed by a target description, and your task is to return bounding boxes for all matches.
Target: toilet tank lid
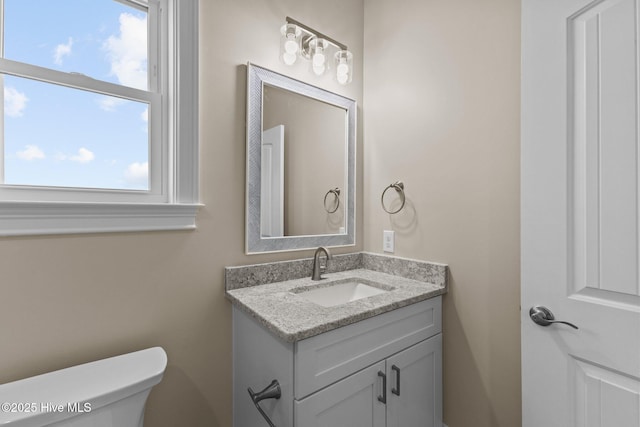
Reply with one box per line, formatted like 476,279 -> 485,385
0,347 -> 167,426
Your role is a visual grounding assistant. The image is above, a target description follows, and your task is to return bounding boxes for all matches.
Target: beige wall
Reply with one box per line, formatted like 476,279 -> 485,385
0,1 -> 364,426
363,0 -> 521,426
0,1 -> 521,427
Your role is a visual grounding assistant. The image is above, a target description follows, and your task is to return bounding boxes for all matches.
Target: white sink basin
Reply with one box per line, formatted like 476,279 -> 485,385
295,280 -> 390,307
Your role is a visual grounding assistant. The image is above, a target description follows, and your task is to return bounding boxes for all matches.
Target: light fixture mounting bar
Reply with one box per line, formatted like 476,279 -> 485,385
285,16 -> 348,51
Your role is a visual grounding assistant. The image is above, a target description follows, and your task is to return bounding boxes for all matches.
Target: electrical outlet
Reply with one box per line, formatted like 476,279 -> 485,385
383,230 -> 395,253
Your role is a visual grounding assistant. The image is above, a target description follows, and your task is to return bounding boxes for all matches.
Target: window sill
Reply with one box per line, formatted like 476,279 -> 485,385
0,201 -> 202,236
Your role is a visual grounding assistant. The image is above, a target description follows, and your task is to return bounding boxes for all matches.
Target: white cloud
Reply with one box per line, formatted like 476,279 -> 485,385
54,37 -> 73,65
124,161 -> 148,185
141,107 -> 148,122
70,147 -> 95,163
17,145 -> 45,161
98,96 -> 126,112
4,86 -> 28,118
104,13 -> 147,90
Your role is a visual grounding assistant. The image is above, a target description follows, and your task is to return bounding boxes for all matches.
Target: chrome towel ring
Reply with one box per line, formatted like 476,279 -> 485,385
381,181 -> 406,214
324,188 -> 341,213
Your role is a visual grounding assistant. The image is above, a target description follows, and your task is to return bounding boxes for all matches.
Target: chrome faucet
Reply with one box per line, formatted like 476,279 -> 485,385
311,247 -> 332,280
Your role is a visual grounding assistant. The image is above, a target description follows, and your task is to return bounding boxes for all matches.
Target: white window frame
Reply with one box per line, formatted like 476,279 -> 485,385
0,0 -> 200,235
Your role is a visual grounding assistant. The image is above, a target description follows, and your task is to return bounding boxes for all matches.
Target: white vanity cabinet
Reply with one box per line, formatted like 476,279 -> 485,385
295,335 -> 442,427
232,296 -> 443,427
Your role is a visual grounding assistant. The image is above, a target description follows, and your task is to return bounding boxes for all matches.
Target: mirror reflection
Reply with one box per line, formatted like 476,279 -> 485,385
261,85 -> 346,237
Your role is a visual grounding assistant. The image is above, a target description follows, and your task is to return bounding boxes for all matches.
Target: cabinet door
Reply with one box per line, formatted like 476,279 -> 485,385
386,334 -> 443,427
295,361 -> 386,427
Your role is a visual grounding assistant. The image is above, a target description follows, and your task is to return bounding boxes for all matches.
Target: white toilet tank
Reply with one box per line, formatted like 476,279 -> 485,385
0,347 -> 167,427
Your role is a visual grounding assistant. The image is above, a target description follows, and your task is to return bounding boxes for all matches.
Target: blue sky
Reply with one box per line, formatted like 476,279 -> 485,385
3,0 -> 150,190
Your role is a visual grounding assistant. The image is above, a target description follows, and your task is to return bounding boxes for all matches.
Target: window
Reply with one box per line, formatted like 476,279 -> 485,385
0,0 -> 199,235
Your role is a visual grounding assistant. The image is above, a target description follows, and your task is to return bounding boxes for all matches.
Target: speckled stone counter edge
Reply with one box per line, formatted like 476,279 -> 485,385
226,268 -> 447,342
225,251 -> 447,290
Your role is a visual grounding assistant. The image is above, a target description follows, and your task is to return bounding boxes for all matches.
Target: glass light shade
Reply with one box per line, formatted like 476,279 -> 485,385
334,50 -> 353,85
284,38 -> 298,54
313,51 -> 325,66
336,63 -> 349,75
280,23 -> 301,66
312,63 -> 326,76
308,38 -> 328,76
283,52 -> 297,65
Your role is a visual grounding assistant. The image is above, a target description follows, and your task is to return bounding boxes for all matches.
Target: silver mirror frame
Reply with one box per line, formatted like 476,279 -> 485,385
246,63 -> 356,254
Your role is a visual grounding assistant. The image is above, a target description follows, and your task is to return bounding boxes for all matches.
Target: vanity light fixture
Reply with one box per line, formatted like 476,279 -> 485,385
309,37 -> 328,76
279,17 -> 353,85
335,50 -> 353,85
280,23 -> 301,65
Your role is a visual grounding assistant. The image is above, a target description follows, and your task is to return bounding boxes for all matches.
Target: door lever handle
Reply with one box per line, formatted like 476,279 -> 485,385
529,306 -> 578,329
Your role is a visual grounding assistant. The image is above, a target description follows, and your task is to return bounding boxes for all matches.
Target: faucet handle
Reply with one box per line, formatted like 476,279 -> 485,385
311,246 -> 332,280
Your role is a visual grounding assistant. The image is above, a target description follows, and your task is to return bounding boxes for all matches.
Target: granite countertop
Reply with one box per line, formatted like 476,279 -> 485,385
226,265 -> 446,343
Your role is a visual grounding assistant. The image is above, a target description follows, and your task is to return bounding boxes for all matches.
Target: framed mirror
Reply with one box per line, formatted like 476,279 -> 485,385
246,63 -> 356,253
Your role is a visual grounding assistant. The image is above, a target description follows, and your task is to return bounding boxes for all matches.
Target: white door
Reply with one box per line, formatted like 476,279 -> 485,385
261,125 -> 284,237
522,0 -> 640,426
